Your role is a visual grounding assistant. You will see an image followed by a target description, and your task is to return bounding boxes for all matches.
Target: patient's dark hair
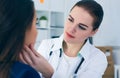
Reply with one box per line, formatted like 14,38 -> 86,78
0,0 -> 34,78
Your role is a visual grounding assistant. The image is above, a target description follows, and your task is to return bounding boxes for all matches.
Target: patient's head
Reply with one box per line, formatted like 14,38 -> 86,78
0,0 -> 37,77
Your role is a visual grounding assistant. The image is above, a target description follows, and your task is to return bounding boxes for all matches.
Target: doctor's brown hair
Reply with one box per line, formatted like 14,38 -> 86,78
0,0 -> 34,78
71,0 -> 104,31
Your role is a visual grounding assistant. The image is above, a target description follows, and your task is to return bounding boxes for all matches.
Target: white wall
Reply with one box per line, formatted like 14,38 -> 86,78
93,0 -> 120,65
93,0 -> 120,46
64,0 -> 80,19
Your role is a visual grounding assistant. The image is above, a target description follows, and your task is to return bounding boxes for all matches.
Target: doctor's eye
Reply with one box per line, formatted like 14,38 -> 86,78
78,25 -> 87,30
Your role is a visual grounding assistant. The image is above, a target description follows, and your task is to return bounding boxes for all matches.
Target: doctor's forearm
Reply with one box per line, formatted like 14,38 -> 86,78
41,68 -> 54,78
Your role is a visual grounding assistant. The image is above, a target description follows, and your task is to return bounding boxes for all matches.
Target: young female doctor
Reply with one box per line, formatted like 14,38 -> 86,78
20,0 -> 108,78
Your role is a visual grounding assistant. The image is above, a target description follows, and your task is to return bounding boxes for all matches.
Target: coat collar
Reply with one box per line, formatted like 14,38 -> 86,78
79,40 -> 92,62
50,34 -> 63,51
51,34 -> 92,61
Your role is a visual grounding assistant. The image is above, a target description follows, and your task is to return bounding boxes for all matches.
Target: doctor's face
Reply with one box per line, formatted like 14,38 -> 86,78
63,6 -> 97,44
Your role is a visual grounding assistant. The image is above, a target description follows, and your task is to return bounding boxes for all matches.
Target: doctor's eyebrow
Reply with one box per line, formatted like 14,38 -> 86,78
69,15 -> 89,28
69,15 -> 74,21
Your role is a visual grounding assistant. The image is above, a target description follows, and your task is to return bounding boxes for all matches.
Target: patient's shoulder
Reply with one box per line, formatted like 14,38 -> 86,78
10,61 -> 40,78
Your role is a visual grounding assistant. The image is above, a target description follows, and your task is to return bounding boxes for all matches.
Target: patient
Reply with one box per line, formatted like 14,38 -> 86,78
0,0 -> 40,78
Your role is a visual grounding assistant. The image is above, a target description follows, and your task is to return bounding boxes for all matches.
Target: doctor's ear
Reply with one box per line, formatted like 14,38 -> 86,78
90,29 -> 98,37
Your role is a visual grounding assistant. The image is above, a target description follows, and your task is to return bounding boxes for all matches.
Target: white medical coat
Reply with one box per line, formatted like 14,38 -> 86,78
37,35 -> 108,78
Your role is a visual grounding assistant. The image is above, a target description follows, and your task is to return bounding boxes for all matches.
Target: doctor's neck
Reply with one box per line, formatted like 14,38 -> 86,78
62,41 -> 84,57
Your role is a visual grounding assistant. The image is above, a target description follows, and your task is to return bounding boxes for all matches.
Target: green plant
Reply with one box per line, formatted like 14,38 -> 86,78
39,16 -> 47,20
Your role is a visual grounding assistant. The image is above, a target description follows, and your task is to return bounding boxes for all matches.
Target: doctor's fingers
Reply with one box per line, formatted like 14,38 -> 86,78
24,45 -> 42,63
19,52 -> 28,64
24,45 -> 39,57
21,49 -> 34,65
29,44 -> 42,57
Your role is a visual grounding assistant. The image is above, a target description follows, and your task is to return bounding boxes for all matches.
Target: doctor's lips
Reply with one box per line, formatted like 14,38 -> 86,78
66,32 -> 75,38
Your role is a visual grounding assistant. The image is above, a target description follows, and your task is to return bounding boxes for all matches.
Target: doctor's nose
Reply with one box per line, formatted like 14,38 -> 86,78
69,25 -> 77,34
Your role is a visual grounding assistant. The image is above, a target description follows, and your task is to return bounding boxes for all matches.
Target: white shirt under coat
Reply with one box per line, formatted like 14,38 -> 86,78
37,35 -> 108,78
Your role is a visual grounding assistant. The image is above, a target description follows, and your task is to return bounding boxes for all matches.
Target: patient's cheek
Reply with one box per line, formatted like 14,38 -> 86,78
24,28 -> 37,46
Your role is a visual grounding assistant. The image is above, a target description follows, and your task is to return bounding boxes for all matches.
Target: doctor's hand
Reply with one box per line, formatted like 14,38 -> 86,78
19,44 -> 54,78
